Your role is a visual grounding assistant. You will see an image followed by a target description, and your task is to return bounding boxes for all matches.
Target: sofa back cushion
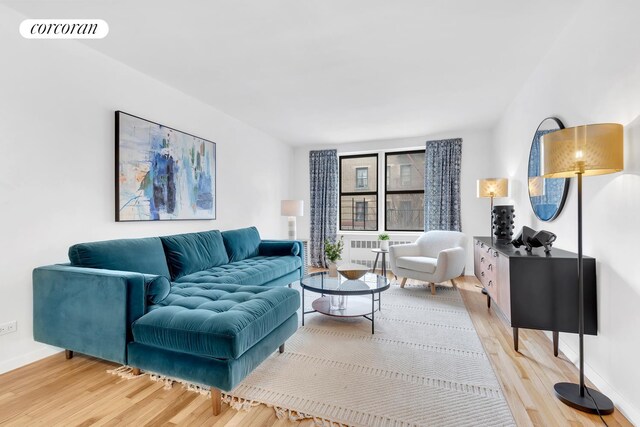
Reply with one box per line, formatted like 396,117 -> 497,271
68,237 -> 171,278
221,226 -> 261,262
160,230 -> 229,280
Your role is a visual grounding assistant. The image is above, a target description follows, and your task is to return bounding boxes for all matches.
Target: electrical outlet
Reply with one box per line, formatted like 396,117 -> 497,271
0,321 -> 17,336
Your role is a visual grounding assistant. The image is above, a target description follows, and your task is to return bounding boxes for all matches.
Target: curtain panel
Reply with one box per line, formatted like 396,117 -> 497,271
424,138 -> 463,232
309,149 -> 338,267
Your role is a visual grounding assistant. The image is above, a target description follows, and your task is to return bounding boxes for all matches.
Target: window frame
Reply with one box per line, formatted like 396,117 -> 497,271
339,153 -> 379,232
355,167 -> 369,189
384,150 -> 425,232
400,164 -> 411,187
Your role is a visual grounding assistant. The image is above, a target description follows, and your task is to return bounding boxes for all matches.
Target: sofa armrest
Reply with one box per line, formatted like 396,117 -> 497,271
433,247 -> 466,283
389,243 -> 421,274
32,264 -> 147,364
259,240 -> 304,278
259,240 -> 300,256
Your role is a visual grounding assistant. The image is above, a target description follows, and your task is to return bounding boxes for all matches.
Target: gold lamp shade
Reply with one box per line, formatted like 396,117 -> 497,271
541,123 -> 624,177
477,178 -> 508,198
528,176 -> 545,197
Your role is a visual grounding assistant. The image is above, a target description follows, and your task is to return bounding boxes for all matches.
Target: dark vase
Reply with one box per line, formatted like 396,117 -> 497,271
493,205 -> 515,241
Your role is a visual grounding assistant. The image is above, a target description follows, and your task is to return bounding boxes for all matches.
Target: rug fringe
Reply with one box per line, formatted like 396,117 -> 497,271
106,365 -> 140,380
105,366 -> 351,426
272,405 -> 347,427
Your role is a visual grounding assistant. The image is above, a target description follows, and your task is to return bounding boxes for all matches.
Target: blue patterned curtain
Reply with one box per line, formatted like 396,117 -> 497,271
424,138 -> 462,231
309,150 -> 338,267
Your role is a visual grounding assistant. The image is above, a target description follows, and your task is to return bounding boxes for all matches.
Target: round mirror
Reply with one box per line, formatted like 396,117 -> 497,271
528,117 -> 570,221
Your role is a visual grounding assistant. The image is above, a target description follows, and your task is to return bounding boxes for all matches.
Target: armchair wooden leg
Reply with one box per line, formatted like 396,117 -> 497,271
400,277 -> 407,288
132,368 -> 141,376
211,387 -> 222,416
430,283 -> 436,295
65,350 -> 73,360
279,344 -> 285,354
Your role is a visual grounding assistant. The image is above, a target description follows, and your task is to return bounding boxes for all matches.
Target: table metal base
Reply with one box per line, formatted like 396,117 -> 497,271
302,288 -> 381,333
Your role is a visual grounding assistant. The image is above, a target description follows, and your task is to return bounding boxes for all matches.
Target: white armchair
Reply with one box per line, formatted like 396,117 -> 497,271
389,230 -> 467,294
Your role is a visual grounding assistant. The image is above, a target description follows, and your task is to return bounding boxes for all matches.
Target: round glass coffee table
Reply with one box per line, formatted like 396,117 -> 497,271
300,271 -> 390,334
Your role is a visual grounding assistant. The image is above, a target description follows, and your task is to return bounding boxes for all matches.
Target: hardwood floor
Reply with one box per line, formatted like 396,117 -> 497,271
0,276 -> 632,426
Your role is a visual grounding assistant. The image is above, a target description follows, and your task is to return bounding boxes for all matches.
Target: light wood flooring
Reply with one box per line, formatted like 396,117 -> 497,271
0,275 -> 632,426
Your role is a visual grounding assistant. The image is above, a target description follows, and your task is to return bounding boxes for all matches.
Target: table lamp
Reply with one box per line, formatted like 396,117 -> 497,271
281,200 -> 304,240
477,178 -> 508,240
542,123 -> 623,415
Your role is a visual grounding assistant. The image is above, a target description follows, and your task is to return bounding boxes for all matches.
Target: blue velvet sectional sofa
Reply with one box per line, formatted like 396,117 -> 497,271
33,226 -> 302,415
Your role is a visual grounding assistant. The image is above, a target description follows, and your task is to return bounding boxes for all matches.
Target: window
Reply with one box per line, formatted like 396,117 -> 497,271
355,201 -> 367,221
385,150 -> 425,231
339,154 -> 378,231
400,165 -> 411,187
355,167 -> 368,189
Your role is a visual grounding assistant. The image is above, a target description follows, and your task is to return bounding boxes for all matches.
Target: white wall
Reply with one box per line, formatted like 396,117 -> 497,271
0,6 -> 293,374
492,1 -> 640,423
291,129 -> 495,271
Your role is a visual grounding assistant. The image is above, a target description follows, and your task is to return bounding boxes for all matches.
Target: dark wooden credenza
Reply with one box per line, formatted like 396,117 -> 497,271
473,236 -> 597,356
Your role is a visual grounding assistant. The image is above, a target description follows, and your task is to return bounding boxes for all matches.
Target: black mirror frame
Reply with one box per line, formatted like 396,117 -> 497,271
527,117 -> 570,222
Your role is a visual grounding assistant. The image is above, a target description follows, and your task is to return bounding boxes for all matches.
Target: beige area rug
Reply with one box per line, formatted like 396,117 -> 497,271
224,283 -> 516,427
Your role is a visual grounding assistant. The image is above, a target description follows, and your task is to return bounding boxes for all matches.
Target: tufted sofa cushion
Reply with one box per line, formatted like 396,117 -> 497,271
132,284 -> 299,359
172,255 -> 301,288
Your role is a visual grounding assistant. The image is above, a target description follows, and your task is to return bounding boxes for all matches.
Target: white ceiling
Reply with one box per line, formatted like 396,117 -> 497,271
4,0 -> 582,145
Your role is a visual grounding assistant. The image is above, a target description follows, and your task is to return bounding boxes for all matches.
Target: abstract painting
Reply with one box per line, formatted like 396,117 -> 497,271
115,111 -> 216,221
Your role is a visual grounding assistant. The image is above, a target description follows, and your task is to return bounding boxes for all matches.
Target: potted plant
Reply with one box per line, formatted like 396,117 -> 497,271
378,233 -> 390,251
324,236 -> 344,277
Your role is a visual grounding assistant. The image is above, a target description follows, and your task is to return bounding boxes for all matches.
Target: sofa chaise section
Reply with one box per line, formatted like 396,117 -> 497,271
128,284 -> 299,411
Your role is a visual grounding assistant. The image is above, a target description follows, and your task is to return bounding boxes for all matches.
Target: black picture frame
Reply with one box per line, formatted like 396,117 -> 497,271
115,111 -> 216,222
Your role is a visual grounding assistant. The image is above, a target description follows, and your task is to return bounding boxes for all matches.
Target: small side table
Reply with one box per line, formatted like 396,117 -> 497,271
371,248 -> 389,277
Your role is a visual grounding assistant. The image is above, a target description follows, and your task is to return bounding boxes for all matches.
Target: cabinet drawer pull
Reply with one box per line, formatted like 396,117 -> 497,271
488,264 -> 493,270
480,243 -> 485,248
488,280 -> 493,287
493,251 -> 499,257
480,256 -> 485,263
481,271 -> 485,277
476,241 -> 480,246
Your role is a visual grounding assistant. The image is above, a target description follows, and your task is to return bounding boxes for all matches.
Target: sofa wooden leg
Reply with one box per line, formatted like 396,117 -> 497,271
65,350 -> 73,360
400,277 -> 407,288
430,283 -> 436,295
279,344 -> 285,354
211,387 -> 222,416
132,368 -> 141,376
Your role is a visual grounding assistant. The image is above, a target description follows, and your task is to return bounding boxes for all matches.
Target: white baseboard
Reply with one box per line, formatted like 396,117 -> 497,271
0,345 -> 61,375
550,333 -> 640,425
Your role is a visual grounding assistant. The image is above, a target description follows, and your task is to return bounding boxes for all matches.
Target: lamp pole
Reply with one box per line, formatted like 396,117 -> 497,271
554,170 -> 614,414
577,172 -> 584,396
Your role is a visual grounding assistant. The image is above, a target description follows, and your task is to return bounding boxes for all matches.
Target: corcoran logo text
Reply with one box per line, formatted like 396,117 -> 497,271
20,19 -> 109,39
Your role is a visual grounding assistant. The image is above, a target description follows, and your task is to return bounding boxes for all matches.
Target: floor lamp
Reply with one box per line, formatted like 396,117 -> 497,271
542,123 -> 623,415
477,178 -> 508,242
